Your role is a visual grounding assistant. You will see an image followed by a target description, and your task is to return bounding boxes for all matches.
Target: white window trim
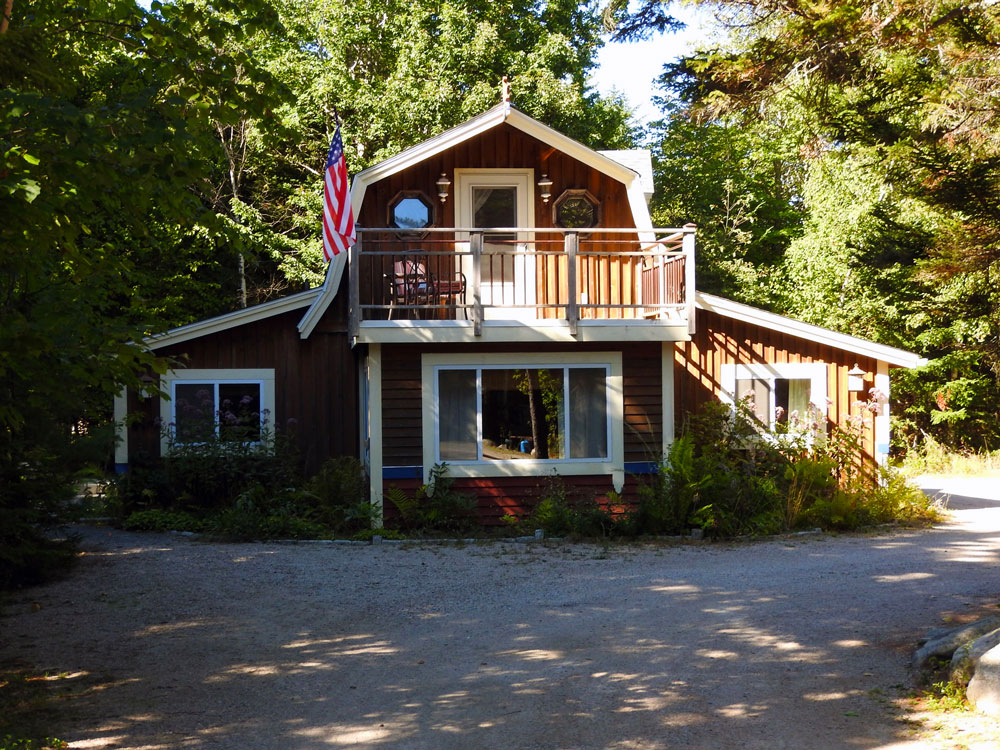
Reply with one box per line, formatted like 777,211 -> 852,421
720,362 -> 828,428
160,368 -> 276,453
421,352 -> 624,484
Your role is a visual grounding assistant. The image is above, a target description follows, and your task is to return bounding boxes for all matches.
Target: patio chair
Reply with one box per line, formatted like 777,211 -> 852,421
387,259 -> 466,320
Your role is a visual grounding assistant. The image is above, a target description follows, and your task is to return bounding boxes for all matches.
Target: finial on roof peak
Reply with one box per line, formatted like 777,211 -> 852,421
501,76 -> 511,104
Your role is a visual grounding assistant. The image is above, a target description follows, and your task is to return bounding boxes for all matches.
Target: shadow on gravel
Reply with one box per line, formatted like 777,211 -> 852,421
3,516 -> 998,750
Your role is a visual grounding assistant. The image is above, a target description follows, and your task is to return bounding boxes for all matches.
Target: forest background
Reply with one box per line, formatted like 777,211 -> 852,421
2,0 -> 999,549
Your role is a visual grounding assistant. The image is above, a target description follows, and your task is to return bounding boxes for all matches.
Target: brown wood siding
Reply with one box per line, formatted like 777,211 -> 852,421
357,123 -> 640,316
382,474 -> 643,527
674,308 -> 881,467
379,341 -> 662,468
128,288 -> 359,474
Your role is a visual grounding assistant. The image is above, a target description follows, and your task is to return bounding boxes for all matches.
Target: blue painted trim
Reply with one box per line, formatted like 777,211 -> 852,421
385,463 -> 659,478
114,463 -> 129,474
383,465 -> 423,480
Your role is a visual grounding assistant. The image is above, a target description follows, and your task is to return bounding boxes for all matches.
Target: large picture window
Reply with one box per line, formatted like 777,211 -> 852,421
161,369 -> 275,449
421,353 -> 623,481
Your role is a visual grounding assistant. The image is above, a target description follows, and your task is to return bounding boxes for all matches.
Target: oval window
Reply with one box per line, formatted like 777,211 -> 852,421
554,190 -> 599,229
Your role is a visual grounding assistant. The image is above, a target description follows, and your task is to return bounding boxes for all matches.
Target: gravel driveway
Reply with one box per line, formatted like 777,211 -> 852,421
2,477 -> 999,750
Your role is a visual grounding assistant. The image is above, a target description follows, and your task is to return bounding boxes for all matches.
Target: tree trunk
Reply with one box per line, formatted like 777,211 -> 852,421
526,369 -> 548,459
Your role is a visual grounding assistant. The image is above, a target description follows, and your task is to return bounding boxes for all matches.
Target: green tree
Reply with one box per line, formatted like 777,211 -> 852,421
612,0 -> 1000,450
0,0 -> 281,586
214,0 -> 639,300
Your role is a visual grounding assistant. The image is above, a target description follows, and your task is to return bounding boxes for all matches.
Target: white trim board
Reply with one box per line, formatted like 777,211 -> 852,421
297,104 -> 651,339
695,292 -> 927,369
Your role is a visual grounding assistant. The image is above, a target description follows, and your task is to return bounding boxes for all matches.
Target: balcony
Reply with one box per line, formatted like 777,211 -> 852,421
347,226 -> 695,344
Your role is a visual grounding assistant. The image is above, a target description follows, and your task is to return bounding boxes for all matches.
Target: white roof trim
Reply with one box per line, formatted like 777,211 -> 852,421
297,104 -> 645,338
695,292 -> 927,368
146,288 -> 321,350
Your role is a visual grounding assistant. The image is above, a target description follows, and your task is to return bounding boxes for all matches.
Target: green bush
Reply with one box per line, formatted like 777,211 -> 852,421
0,515 -> 77,591
304,456 -> 378,533
385,463 -> 477,534
631,400 -> 937,539
522,475 -> 620,539
107,425 -> 300,513
632,434 -> 708,535
121,509 -> 204,533
202,486 -> 328,541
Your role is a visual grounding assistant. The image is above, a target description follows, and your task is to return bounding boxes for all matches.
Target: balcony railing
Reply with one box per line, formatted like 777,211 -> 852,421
347,226 -> 695,338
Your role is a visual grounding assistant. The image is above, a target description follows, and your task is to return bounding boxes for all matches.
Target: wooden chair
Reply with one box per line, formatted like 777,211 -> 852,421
387,259 -> 466,320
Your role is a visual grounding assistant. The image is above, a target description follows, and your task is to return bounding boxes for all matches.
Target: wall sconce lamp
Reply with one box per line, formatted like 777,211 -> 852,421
847,364 -> 867,392
537,173 -> 553,204
435,173 -> 451,203
139,373 -> 158,401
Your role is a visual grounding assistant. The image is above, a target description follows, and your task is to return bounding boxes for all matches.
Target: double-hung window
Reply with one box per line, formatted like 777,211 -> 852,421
721,363 -> 827,430
422,353 -> 623,480
160,369 -> 275,449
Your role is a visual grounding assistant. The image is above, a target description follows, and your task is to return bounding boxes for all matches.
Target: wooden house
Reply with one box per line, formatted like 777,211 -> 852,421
114,103 -> 926,524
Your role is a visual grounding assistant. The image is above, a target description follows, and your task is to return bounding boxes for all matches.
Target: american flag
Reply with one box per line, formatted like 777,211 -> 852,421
322,125 -> 355,261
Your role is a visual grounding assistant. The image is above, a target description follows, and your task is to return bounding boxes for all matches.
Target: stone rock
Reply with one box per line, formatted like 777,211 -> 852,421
950,627 -> 1000,686
912,616 -> 1000,670
967,642 -> 1000,716
920,625 -> 960,645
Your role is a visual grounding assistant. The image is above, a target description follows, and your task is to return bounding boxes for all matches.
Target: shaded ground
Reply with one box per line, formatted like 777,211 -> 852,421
1,478 -> 998,749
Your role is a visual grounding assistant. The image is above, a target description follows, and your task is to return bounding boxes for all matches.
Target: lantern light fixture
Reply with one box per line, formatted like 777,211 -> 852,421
435,173 -> 451,203
537,173 -> 553,203
847,364 -> 866,392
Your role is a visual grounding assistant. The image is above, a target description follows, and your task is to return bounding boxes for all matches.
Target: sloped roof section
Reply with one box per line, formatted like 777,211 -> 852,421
695,292 -> 927,368
599,150 -> 654,204
296,104 -> 653,339
145,288 -> 321,350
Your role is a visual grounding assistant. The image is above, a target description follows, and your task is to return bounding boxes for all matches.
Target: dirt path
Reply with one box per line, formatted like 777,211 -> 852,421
2,479 -> 999,749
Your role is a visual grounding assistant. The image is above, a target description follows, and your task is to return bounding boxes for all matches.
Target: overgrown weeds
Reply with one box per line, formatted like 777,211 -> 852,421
897,434 -> 1000,476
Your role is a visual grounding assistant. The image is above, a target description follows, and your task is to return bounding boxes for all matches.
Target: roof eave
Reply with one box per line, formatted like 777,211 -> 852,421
147,288 -> 321,350
695,292 -> 927,368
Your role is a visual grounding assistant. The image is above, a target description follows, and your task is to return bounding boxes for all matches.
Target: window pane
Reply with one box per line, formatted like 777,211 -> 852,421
736,378 -> 770,425
218,383 -> 262,442
557,195 -> 597,228
569,368 -> 607,458
775,378 -> 812,423
390,196 -> 432,229
473,186 -> 517,244
473,187 -> 516,227
439,370 -> 478,461
481,368 -> 563,460
174,383 -> 216,442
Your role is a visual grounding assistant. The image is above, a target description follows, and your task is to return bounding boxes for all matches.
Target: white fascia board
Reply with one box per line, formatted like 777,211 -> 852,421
695,292 -> 928,368
146,288 -> 321,350
297,250 -> 348,338
505,110 -> 638,184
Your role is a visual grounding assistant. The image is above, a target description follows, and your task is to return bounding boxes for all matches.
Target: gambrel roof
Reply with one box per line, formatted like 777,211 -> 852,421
295,103 -> 655,338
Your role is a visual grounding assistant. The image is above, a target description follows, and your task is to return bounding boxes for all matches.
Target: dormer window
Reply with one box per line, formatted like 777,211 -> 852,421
553,189 -> 600,229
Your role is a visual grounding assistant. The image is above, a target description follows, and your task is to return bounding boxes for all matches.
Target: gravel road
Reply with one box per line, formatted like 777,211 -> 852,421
2,477 -> 999,749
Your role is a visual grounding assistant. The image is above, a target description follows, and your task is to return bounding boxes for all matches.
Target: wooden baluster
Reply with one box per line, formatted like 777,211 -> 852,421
472,231 -> 483,336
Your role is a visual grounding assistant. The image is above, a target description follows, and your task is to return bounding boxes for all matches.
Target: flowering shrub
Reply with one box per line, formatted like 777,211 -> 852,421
634,399 -> 939,537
